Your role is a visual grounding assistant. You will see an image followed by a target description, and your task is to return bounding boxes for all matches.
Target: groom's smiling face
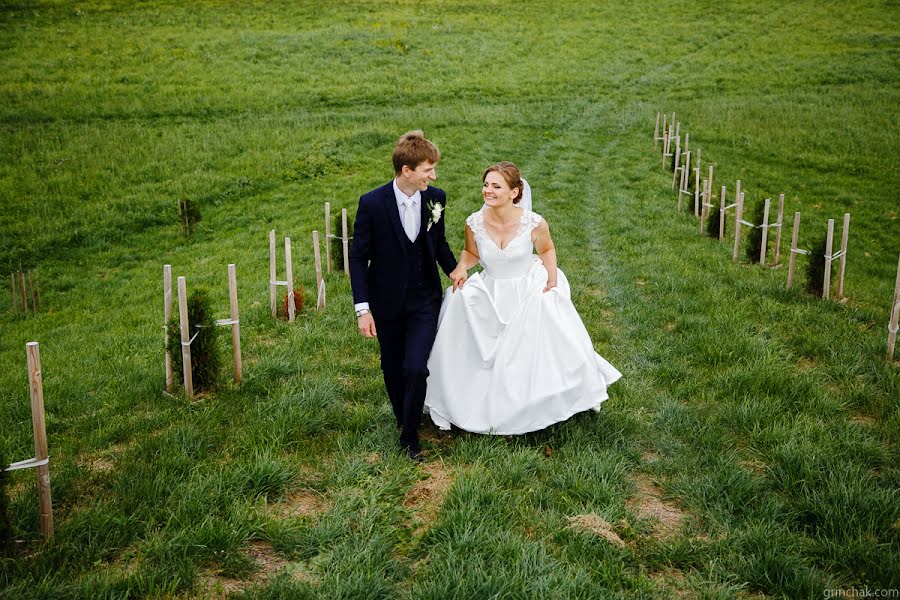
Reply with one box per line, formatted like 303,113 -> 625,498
401,161 -> 437,192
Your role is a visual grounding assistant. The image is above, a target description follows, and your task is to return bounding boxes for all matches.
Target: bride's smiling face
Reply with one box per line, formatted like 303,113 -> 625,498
482,172 -> 520,207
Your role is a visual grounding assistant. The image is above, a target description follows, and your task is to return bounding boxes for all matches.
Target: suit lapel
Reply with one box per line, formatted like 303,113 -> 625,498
383,182 -> 409,254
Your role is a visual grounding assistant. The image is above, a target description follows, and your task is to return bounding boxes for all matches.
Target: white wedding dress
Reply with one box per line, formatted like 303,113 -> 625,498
424,208 -> 622,435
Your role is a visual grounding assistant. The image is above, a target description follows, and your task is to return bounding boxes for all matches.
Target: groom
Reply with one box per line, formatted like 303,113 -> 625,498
349,131 -> 458,460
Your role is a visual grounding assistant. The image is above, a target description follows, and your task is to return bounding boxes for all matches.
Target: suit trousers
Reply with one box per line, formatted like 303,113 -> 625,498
375,287 -> 441,452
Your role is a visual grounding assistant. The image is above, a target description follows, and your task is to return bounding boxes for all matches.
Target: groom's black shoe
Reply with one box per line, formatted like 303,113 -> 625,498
403,445 -> 424,462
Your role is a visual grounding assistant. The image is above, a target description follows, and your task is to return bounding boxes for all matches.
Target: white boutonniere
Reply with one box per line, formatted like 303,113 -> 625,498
426,200 -> 443,231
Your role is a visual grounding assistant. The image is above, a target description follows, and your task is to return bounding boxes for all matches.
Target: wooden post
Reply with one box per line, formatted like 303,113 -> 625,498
733,192 -> 744,261
699,178 -> 709,233
661,114 -> 667,153
671,144 -> 681,188
269,230 -> 277,318
662,129 -> 669,167
677,162 -> 686,211
684,132 -> 689,153
285,238 -> 295,322
654,112 -> 660,147
19,271 -> 28,315
324,202 -> 332,273
163,265 -> 174,393
11,272 -> 18,312
177,276 -> 193,398
760,198 -> 771,266
26,342 -> 53,539
887,254 -> 900,361
342,208 -> 350,275
707,164 -> 714,203
227,264 -> 242,384
675,121 -> 680,139
836,213 -> 850,299
313,230 -> 324,310
774,193 -> 785,265
693,166 -> 700,217
823,219 -> 835,299
684,147 -> 691,182
787,212 -> 801,289
719,186 -> 726,240
696,148 -> 701,175
27,271 -> 36,312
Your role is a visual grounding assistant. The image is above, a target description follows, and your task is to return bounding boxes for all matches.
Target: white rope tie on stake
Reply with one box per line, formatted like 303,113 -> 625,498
890,324 -> 899,335
325,234 -> 353,240
5,457 -> 49,472
828,249 -> 846,260
215,318 -> 239,327
181,329 -> 201,347
272,280 -> 289,286
738,219 -> 758,228
723,203 -> 738,210
791,248 -> 811,256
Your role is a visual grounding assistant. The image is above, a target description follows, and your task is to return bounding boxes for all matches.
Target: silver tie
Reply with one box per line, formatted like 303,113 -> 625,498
403,198 -> 417,241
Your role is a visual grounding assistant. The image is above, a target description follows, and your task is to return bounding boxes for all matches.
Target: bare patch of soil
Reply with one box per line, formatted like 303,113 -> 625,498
198,540 -> 319,598
565,514 -> 625,548
627,474 -> 683,538
404,460 -> 454,537
266,490 -> 328,520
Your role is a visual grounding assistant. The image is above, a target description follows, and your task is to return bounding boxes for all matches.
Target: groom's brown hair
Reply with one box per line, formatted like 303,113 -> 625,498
392,130 -> 440,175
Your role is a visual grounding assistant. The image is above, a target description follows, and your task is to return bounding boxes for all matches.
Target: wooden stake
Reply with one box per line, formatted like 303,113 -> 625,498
823,219 -> 835,299
684,147 -> 691,180
675,121 -> 680,139
707,164 -> 714,202
887,253 -> 900,361
760,198 -> 771,266
662,129 -> 669,167
654,112 -> 660,147
163,265 -> 173,393
11,272 -> 18,312
696,148 -> 701,175
671,145 -> 681,188
313,230 -> 324,310
787,212 -> 801,289
227,264 -> 242,384
774,194 -> 785,265
324,202 -> 332,273
26,342 -> 53,539
269,230 -> 277,318
677,162 -> 686,211
177,276 -> 193,398
342,208 -> 350,275
684,132 -> 689,153
27,271 -> 37,312
19,271 -> 28,315
700,178 -> 709,233
733,191 -> 744,261
836,212 -> 850,299
693,167 -> 700,217
662,114 -> 667,152
719,186 -> 726,240
285,238 -> 295,322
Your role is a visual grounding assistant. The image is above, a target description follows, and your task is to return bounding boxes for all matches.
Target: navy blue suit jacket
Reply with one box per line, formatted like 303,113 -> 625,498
350,182 -> 457,320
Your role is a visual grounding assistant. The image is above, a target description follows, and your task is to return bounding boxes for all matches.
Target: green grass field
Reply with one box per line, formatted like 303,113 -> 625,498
1,1 -> 898,598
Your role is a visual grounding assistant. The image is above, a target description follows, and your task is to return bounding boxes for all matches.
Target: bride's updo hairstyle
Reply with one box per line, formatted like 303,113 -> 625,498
482,161 -> 524,204
393,130 -> 441,175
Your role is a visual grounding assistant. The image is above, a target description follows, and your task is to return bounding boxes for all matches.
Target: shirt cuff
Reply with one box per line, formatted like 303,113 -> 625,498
354,302 -> 370,312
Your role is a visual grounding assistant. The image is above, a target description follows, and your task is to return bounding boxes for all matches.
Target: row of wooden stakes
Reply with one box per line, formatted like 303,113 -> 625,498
654,111 -> 900,361
8,270 -> 40,314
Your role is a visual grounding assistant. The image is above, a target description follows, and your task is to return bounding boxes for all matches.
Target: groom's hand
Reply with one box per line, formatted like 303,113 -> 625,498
358,313 -> 377,338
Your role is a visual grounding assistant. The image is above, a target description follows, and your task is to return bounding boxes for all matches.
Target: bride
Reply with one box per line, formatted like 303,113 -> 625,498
424,162 -> 621,435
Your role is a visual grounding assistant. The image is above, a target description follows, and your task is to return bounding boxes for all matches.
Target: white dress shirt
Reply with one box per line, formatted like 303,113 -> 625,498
354,180 -> 422,314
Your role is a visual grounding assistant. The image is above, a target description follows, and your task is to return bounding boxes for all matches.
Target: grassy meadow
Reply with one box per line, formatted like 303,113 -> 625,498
1,1 -> 899,598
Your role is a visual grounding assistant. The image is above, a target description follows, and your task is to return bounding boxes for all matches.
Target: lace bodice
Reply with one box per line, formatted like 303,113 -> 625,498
466,208 -> 543,279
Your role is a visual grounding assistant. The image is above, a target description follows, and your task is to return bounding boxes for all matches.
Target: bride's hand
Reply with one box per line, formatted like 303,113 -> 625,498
543,279 -> 557,293
450,266 -> 468,292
